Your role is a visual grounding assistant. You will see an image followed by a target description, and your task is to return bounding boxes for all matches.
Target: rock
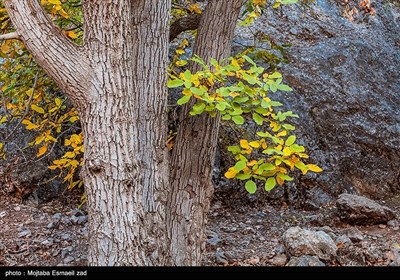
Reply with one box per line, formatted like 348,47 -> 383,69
388,220 -> 399,228
215,251 -> 228,265
64,256 -> 74,264
52,213 -> 62,220
17,230 -> 31,238
336,194 -> 396,225
70,215 -> 79,224
77,215 -> 88,225
342,228 -> 364,243
0,211 -> 6,218
378,224 -> 387,229
60,233 -> 71,241
206,231 -> 221,248
390,244 -> 400,266
41,239 -> 53,247
336,235 -> 352,248
271,254 -> 287,266
286,255 -> 325,267
61,248 -> 69,259
47,222 -> 55,229
283,226 -> 337,261
221,0 -> 400,203
14,206 -> 21,211
71,208 -> 85,217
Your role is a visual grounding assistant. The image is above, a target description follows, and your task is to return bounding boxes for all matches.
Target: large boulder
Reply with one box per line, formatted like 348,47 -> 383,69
336,193 -> 396,225
283,226 -> 337,261
227,0 -> 400,201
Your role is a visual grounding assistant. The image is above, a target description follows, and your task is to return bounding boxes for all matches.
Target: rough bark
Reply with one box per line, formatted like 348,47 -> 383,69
3,0 -> 89,107
169,13 -> 201,42
167,0 -> 245,266
5,0 -> 171,265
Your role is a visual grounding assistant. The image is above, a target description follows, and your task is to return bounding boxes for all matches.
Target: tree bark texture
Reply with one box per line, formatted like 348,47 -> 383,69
167,0 -> 245,266
5,0 -> 171,265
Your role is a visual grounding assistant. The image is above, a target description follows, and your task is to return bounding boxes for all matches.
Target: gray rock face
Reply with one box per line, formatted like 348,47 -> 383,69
286,255 -> 325,266
231,0 -> 400,200
0,108 -> 66,202
336,193 -> 396,225
283,226 -> 337,260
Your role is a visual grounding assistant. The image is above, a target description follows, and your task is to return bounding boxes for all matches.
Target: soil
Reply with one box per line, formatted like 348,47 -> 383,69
0,193 -> 399,266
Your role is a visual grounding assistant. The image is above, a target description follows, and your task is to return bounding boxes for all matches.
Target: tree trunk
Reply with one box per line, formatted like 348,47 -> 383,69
167,0 -> 244,266
80,1 -> 171,266
5,0 -> 171,265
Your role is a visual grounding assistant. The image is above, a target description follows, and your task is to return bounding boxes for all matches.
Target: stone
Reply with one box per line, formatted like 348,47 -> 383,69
271,254 -> 287,266
388,220 -> 399,228
47,222 -> 55,229
215,251 -> 228,265
17,230 -> 31,238
342,228 -> 364,243
283,226 -> 337,261
64,256 -> 74,264
286,255 -> 325,267
336,194 -> 396,225
52,213 -> 62,220
70,216 -> 79,224
77,215 -> 88,225
335,235 -> 352,248
217,0 -> 400,204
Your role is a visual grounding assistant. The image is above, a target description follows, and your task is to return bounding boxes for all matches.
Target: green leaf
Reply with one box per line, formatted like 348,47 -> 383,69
259,163 -> 275,171
234,161 -> 247,172
289,144 -> 305,153
252,113 -> 263,125
221,114 -> 231,121
265,177 -> 276,191
190,87 -> 204,96
236,173 -> 252,180
294,161 -> 308,171
232,115 -> 244,125
283,124 -> 296,131
245,180 -> 257,194
277,172 -> 294,181
268,72 -> 282,79
227,145 -> 241,154
277,84 -> 293,92
168,79 -> 184,88
285,135 -> 296,146
233,96 -> 249,103
177,95 -> 191,105
216,103 -> 226,111
191,102 -> 206,114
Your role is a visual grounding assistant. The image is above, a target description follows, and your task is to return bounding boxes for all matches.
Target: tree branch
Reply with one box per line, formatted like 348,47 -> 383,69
169,13 -> 202,42
0,32 -> 19,40
3,0 -> 90,106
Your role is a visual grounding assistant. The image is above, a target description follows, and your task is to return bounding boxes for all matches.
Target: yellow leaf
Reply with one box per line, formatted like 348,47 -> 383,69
282,147 -> 292,156
53,159 -> 67,165
249,141 -> 260,148
37,144 -> 48,157
188,3 -> 202,14
307,164 -> 323,173
66,31 -> 78,39
48,0 -> 61,4
224,167 -> 238,179
240,139 -> 250,149
276,176 -> 284,186
59,8 -> 69,18
22,119 -> 39,130
48,165 -> 58,170
64,151 -> 75,159
65,139 -> 71,146
31,104 -> 45,114
35,135 -> 45,145
0,116 -> 7,124
69,116 -> 79,122
247,160 -> 258,167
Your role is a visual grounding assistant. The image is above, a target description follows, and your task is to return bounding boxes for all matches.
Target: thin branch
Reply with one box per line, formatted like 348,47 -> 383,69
0,32 -> 19,40
169,13 -> 202,42
4,70 -> 40,141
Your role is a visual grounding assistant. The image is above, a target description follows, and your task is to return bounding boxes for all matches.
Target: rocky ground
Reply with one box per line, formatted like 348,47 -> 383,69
0,192 -> 399,266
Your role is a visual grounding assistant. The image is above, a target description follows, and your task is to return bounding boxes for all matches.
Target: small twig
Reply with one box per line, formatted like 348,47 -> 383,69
4,70 -> 40,141
0,32 -> 19,40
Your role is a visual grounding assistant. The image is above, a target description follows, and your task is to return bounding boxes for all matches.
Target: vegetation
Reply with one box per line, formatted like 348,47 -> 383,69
1,0 -> 321,265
